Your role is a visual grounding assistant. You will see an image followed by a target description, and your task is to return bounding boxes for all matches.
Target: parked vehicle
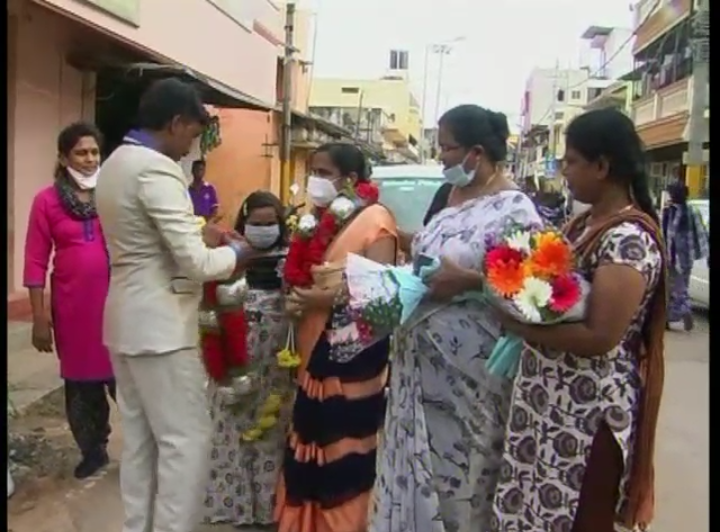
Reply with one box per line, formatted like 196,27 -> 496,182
687,199 -> 709,308
373,165 -> 444,232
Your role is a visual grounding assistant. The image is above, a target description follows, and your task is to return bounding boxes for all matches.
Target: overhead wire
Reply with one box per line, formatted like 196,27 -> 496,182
531,0 -> 665,125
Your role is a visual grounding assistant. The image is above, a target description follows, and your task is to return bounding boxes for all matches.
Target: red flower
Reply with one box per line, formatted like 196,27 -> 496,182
356,181 -> 379,203
549,274 -> 581,314
201,332 -> 227,382
485,246 -> 524,271
218,310 -> 249,367
203,282 -> 219,307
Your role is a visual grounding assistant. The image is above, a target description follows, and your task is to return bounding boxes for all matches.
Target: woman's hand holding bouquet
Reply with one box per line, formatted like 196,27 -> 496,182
483,223 -> 590,378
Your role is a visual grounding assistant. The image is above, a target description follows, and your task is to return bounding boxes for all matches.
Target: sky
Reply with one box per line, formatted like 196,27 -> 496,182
297,0 -> 636,132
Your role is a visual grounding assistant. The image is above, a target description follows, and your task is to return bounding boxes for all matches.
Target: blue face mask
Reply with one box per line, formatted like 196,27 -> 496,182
442,153 -> 475,187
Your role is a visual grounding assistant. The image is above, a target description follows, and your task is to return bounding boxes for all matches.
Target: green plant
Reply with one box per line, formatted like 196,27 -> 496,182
200,115 -> 222,156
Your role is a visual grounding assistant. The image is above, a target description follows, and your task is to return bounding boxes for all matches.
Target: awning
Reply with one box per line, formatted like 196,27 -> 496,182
101,62 -> 276,112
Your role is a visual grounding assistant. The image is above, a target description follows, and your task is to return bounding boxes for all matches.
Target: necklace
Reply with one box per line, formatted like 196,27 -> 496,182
450,170 -> 503,207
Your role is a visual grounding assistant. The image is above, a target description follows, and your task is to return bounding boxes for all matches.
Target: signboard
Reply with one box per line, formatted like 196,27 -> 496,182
82,0 -> 140,25
544,157 -> 557,176
206,0 -> 254,30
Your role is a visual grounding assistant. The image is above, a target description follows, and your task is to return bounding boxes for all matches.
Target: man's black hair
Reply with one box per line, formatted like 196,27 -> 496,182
136,78 -> 211,131
192,159 -> 206,168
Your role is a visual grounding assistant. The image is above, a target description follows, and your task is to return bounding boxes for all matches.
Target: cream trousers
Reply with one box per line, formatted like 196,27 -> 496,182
111,349 -> 210,532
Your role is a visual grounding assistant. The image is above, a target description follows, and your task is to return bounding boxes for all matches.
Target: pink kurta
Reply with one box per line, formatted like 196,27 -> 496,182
23,185 -> 113,381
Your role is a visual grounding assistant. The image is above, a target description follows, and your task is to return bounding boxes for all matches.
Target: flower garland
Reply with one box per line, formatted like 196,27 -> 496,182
284,181 -> 379,288
199,282 -> 249,382
279,181 -> 379,369
196,216 -> 292,442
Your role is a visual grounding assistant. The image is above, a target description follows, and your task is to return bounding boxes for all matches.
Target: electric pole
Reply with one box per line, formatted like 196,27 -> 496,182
546,59 -> 560,179
685,0 -> 709,197
433,44 -> 450,153
420,45 -> 430,163
280,1 -> 296,204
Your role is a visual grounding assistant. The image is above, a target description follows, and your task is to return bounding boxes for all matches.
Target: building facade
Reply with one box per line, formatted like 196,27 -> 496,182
631,0 -> 708,197
309,75 -> 422,163
7,0 -> 284,309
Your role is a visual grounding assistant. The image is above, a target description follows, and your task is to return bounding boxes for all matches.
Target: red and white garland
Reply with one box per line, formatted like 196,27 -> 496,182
283,181 -> 379,287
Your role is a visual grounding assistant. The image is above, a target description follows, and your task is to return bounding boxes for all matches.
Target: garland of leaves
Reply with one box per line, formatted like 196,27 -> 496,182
200,115 -> 222,156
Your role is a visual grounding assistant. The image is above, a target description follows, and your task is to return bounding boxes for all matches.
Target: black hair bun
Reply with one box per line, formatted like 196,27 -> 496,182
489,111 -> 510,141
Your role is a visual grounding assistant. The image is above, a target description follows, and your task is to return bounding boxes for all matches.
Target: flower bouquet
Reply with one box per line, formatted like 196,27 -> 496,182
327,254 -> 429,363
482,223 -> 590,378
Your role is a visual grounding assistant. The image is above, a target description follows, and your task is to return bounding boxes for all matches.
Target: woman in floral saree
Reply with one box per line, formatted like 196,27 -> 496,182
369,105 -> 542,532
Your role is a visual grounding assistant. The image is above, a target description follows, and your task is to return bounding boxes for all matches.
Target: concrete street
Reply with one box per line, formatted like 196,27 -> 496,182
7,317 -> 709,532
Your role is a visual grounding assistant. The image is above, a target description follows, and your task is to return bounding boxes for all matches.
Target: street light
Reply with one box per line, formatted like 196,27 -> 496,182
420,36 -> 465,162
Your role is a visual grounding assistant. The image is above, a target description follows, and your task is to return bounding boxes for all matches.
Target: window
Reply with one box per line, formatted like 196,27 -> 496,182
341,87 -> 360,94
588,87 -> 603,101
554,111 -> 564,120
556,89 -> 565,102
571,90 -> 582,100
389,50 -> 409,70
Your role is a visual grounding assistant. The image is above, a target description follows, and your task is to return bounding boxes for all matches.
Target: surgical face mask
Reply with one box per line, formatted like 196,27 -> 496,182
442,154 -> 475,188
244,224 -> 280,249
306,175 -> 339,207
66,167 -> 100,190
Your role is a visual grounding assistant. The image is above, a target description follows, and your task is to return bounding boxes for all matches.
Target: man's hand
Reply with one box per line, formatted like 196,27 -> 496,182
202,223 -> 228,248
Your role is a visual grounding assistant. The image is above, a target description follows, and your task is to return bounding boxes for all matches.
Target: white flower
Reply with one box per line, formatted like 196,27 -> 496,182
297,213 -> 317,235
329,196 -> 356,220
506,230 -> 532,255
512,277 -> 553,323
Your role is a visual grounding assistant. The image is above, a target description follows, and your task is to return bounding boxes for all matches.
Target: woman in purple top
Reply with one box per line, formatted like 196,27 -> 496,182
23,122 -> 115,479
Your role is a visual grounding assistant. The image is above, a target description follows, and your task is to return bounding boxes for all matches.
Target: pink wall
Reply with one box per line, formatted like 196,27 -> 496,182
34,0 -> 282,105
8,4 -> 95,299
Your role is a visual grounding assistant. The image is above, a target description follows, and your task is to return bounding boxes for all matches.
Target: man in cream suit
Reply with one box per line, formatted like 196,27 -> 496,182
96,79 -> 252,532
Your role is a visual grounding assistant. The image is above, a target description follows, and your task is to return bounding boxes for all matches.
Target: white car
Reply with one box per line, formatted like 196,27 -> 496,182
687,199 -> 709,308
372,165 -> 444,232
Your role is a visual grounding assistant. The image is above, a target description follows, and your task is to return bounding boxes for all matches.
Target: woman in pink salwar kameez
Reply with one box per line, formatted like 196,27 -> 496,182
23,122 -> 115,480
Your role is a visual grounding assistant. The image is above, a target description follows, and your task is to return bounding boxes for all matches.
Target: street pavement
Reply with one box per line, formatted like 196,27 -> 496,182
7,316 -> 709,532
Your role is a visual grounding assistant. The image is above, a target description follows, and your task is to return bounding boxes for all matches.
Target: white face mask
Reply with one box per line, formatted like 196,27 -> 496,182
442,154 -> 475,188
244,224 -> 281,249
66,167 -> 100,190
306,175 -> 339,207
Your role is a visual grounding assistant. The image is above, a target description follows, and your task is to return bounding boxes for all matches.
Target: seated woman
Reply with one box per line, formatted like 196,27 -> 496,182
202,191 -> 293,527
492,108 -> 667,532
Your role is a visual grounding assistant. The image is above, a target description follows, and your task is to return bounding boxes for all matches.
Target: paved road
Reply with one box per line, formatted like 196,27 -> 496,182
8,319 -> 709,532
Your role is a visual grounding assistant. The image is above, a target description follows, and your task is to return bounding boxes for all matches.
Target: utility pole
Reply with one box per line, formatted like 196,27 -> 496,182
354,90 -> 365,139
685,0 -> 709,197
280,1 -> 296,204
546,59 -> 560,179
433,44 -> 451,151
420,45 -> 430,163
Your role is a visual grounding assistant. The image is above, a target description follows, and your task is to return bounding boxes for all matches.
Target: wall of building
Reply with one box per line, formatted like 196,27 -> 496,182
36,0 -> 283,104
201,5 -> 315,221
602,28 -> 634,80
310,78 -> 422,141
204,109 -> 277,227
8,3 -> 96,299
523,68 -> 590,130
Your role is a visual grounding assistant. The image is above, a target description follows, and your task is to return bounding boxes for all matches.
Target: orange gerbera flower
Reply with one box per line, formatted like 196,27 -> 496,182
533,230 -> 562,248
487,261 -> 525,297
526,237 -> 573,279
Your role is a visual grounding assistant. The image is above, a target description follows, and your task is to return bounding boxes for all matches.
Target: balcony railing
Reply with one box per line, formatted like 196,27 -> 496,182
632,75 -> 707,126
634,55 -> 691,101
